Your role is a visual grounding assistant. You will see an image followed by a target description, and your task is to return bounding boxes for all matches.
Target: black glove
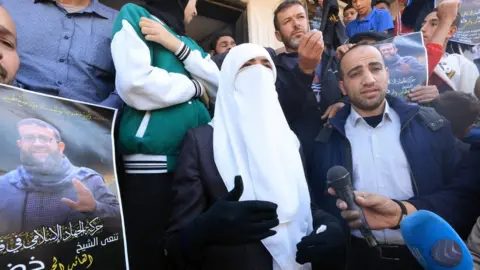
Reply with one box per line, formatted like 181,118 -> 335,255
296,218 -> 346,268
183,176 -> 279,252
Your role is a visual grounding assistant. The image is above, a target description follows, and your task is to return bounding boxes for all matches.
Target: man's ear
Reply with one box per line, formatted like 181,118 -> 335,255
339,81 -> 347,96
275,31 -> 282,42
447,26 -> 458,40
58,142 -> 66,153
209,50 -> 215,57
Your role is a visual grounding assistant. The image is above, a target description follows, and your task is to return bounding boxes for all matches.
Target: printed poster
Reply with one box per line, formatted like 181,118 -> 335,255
374,32 -> 429,101
0,84 -> 128,270
435,0 -> 480,45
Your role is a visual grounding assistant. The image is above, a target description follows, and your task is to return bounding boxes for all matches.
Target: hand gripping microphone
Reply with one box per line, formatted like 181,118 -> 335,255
327,166 -> 379,249
400,210 -> 473,269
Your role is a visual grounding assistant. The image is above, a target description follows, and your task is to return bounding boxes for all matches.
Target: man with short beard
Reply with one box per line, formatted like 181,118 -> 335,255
274,0 -> 345,142
0,118 -> 121,235
304,44 -> 477,269
0,6 -> 19,85
377,43 -> 425,77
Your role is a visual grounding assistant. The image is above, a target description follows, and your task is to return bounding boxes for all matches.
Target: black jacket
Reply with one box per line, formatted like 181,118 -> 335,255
275,49 -> 343,142
165,125 -> 345,270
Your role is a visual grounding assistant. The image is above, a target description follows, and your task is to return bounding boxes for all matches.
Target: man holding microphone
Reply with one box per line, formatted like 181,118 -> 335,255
302,1 -> 478,269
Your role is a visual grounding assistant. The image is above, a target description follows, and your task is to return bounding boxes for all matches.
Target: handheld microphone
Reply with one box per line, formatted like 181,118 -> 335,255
326,166 -> 379,249
400,210 -> 473,269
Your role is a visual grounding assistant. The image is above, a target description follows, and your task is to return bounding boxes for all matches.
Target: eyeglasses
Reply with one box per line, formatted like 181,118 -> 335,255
20,135 -> 57,144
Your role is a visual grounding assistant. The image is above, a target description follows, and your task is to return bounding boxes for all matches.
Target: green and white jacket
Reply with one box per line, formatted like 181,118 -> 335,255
111,3 -> 219,173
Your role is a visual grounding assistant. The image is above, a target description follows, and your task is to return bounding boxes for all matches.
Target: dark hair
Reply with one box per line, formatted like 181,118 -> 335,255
433,92 -> 480,139
210,32 -> 234,51
431,8 -> 462,28
17,118 -> 62,141
338,43 -> 384,80
344,4 -> 355,12
273,0 -> 306,31
375,0 -> 391,8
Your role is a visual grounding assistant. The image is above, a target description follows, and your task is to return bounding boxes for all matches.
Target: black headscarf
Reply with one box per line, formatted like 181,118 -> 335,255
142,0 -> 189,35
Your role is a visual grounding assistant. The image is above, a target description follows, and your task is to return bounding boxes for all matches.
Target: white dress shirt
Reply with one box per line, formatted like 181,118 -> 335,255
345,101 -> 414,245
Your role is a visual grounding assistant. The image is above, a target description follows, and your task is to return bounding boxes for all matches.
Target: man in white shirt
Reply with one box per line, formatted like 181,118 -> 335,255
303,42 -> 476,269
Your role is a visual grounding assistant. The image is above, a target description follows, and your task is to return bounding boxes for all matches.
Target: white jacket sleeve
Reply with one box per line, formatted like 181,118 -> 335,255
175,43 -> 220,103
111,20 -> 203,111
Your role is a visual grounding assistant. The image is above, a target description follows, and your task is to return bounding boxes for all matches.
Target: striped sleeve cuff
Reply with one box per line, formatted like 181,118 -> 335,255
191,79 -> 203,98
175,42 -> 192,62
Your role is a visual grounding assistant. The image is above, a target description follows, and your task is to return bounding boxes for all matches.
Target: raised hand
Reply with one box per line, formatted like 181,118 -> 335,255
298,30 -> 324,74
61,179 -> 96,213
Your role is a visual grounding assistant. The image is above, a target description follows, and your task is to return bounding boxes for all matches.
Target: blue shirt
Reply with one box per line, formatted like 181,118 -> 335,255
346,8 -> 394,38
1,0 -> 122,107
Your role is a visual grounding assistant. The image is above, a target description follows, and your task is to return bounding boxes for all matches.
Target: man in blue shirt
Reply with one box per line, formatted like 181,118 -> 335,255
346,0 -> 394,38
1,0 -> 121,108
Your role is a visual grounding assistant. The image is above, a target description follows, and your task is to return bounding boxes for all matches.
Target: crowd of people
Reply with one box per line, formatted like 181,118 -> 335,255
1,0 -> 480,269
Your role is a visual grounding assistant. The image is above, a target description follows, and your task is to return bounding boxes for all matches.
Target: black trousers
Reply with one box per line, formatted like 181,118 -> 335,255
119,172 -> 174,270
347,237 -> 424,270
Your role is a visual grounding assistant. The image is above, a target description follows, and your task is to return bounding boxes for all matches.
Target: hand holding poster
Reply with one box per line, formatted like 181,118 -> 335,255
374,32 -> 429,101
0,84 -> 128,269
435,0 -> 480,45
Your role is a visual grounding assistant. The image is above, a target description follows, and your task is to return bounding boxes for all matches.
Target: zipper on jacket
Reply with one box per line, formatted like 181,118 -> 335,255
400,113 -> 420,196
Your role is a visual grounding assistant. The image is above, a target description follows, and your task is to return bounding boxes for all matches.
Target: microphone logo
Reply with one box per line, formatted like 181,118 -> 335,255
430,239 -> 463,267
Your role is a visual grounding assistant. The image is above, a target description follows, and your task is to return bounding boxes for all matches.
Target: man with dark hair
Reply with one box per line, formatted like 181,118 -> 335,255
210,0 -> 345,138
0,118 -> 121,235
209,32 -> 236,56
377,42 -> 425,76
0,6 -> 19,85
305,43 -> 477,269
273,0 -> 345,141
433,92 -> 480,139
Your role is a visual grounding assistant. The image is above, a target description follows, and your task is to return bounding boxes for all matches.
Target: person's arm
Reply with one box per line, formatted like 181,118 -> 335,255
276,31 -> 324,126
404,57 -> 427,74
174,43 -> 220,104
111,12 -> 203,111
164,130 -> 208,268
376,9 -> 395,33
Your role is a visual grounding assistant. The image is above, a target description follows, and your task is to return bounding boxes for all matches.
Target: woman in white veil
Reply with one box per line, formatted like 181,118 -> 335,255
165,43 -> 346,270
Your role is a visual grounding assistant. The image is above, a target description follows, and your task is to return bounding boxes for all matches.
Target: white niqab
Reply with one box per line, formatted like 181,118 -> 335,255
212,43 -> 313,270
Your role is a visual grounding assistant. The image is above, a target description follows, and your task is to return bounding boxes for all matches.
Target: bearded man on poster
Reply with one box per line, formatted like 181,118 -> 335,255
0,118 -> 121,235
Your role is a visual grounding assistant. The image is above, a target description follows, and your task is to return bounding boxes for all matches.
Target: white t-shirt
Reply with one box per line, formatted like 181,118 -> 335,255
436,53 -> 479,95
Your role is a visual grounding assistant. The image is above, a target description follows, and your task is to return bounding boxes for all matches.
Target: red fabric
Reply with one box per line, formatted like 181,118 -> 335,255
426,43 -> 443,77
